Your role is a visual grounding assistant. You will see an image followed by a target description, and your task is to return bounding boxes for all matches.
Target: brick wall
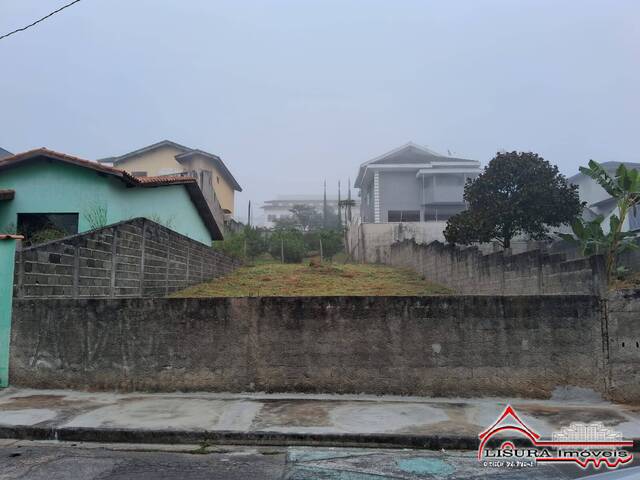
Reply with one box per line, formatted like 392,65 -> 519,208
389,239 -> 606,295
13,218 -> 240,298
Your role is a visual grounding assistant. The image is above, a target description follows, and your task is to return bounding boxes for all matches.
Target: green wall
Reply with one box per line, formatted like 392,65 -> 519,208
0,239 -> 18,387
0,161 -> 212,245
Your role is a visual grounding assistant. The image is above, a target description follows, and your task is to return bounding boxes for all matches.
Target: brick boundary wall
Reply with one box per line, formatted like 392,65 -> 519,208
13,218 -> 240,298
389,240 -> 607,296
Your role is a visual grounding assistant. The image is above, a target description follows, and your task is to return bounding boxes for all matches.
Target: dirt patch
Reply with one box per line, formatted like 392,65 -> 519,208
251,401 -> 332,428
0,395 -> 91,410
513,404 -> 628,427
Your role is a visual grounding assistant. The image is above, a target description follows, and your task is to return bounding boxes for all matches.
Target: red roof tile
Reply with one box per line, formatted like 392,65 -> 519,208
135,175 -> 197,186
0,148 -> 137,184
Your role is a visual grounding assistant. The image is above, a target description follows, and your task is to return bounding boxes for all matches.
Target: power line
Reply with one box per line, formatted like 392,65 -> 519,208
0,0 -> 85,42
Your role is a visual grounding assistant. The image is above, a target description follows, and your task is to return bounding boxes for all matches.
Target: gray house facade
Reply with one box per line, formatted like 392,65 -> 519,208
355,143 -> 481,223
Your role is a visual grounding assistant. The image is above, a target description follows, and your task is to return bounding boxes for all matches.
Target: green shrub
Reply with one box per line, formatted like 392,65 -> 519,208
318,229 -> 344,260
28,228 -> 67,245
214,226 -> 268,261
269,228 -> 305,263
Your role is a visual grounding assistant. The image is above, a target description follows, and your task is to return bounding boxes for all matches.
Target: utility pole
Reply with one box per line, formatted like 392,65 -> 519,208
247,200 -> 251,228
337,180 -> 342,229
347,178 -> 352,222
322,180 -> 327,229
280,236 -> 284,263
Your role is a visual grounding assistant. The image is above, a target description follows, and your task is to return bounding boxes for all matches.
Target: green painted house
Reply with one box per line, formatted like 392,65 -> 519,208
0,148 -> 224,245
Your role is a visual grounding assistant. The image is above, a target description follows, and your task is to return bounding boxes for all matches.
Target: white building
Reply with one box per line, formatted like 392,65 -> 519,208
260,195 -> 359,228
355,142 -> 481,224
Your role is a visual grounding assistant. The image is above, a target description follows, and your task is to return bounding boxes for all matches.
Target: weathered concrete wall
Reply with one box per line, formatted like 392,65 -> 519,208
13,218 -> 239,298
10,295 -> 607,399
346,221 -> 447,264
389,240 -> 606,296
606,289 -> 640,404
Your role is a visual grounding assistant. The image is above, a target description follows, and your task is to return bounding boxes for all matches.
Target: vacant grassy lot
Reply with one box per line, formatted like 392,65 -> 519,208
172,262 -> 450,297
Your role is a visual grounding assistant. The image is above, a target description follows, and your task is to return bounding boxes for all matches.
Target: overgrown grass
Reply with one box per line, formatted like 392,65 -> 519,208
171,261 -> 451,297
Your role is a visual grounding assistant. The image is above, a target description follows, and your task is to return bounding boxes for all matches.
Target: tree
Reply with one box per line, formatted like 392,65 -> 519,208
273,204 -> 322,231
559,161 -> 640,285
444,151 -> 582,248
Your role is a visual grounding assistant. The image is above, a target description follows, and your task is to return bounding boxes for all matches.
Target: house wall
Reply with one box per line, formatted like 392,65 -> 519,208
0,160 -> 213,245
116,148 -> 237,215
424,174 -> 466,204
183,155 -> 236,215
359,180 -> 375,223
114,145 -> 185,176
361,171 -> 469,223
378,171 -> 421,221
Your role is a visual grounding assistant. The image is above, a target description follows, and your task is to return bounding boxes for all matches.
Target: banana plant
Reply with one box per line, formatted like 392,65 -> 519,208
561,161 -> 640,286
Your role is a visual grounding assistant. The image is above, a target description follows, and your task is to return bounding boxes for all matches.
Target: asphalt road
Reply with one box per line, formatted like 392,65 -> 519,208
0,442 -> 638,479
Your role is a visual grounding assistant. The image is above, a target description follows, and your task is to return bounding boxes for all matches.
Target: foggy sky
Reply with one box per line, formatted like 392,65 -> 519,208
1,0 -> 638,223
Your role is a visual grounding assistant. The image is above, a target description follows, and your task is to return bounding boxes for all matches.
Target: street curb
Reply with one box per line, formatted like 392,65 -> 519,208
0,426 -> 638,451
0,426 -> 479,449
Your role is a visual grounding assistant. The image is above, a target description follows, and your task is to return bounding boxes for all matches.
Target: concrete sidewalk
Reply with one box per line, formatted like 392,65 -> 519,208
0,388 -> 638,449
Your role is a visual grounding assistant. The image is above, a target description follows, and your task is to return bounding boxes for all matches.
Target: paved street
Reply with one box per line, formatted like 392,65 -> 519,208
0,441 -> 638,480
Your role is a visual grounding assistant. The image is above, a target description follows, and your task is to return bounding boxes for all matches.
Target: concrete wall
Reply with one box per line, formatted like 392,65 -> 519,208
13,218 -> 239,298
346,221 -> 447,264
606,290 -> 640,404
10,295 -> 608,399
389,240 -> 606,296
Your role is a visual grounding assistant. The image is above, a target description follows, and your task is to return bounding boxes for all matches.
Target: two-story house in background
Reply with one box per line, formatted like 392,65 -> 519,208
355,142 -> 481,224
99,140 -> 242,225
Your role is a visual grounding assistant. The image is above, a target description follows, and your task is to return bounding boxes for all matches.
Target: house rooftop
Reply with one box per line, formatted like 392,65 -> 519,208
0,147 -> 12,160
102,139 -> 242,192
355,142 -> 480,188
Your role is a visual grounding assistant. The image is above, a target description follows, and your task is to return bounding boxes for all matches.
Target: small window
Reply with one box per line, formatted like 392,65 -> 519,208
131,171 -> 147,177
424,205 -> 465,221
387,210 -> 420,222
17,213 -> 79,246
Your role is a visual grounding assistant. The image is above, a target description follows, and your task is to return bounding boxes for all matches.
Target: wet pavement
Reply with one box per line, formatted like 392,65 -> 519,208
0,388 -> 638,446
0,440 -> 638,479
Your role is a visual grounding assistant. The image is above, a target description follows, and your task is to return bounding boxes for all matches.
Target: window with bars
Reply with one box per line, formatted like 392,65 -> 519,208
387,210 -> 420,222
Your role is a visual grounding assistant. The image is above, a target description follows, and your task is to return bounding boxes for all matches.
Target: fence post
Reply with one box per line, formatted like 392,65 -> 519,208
281,238 -> 284,263
0,234 -> 23,388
